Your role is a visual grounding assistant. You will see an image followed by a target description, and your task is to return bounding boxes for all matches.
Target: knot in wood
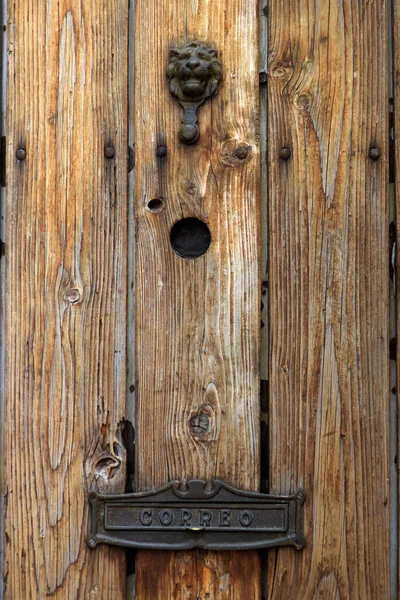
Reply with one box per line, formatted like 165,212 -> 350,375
294,92 -> 313,112
189,412 -> 210,436
65,288 -> 81,304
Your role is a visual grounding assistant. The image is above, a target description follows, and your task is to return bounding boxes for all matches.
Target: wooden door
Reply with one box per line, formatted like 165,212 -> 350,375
1,0 -> 395,598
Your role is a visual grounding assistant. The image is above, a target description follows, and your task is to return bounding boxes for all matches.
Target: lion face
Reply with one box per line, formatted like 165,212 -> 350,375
167,41 -> 222,102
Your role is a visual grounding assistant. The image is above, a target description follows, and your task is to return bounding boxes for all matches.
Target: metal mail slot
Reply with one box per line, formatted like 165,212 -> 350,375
88,479 -> 305,551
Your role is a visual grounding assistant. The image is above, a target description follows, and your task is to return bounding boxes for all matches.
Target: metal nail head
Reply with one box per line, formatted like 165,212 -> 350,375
156,145 -> 168,158
16,148 -> 26,161
279,147 -> 291,160
104,145 -> 115,159
236,145 -> 249,160
369,147 -> 380,160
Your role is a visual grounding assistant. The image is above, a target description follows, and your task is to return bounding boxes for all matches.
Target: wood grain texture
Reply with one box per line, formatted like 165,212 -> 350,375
267,0 -> 390,598
136,550 -> 261,600
394,1 -> 400,595
4,1 -> 128,597
0,3 -> 6,596
133,0 -> 261,597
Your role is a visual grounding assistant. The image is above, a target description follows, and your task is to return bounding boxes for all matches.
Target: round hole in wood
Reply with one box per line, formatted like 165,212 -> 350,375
147,197 -> 165,213
170,217 -> 211,259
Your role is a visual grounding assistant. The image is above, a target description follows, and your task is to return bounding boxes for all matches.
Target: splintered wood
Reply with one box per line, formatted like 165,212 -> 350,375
133,0 -> 261,597
5,1 -> 128,597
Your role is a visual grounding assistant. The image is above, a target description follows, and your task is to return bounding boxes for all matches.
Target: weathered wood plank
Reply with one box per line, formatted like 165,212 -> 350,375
4,1 -> 129,597
267,0 -> 390,598
133,0 -> 261,597
394,0 -> 400,594
0,2 -> 7,596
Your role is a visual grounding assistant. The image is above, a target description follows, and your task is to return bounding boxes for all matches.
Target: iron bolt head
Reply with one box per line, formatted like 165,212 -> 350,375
16,148 -> 26,161
369,147 -> 380,160
259,71 -> 267,85
236,145 -> 249,160
279,147 -> 291,160
179,124 -> 199,144
104,145 -> 115,159
156,145 -> 168,158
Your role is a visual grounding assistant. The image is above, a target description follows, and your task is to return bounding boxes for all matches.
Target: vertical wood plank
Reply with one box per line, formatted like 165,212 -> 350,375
133,0 -> 261,597
394,0 -> 400,595
0,1 -> 7,596
4,1 -> 128,597
267,0 -> 390,598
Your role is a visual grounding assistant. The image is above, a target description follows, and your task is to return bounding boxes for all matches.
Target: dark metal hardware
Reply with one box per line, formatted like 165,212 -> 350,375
279,147 -> 291,160
259,71 -> 267,85
369,147 -> 380,160
104,145 -> 115,159
235,145 -> 250,160
156,145 -> 168,158
167,41 -> 222,145
16,147 -> 26,161
87,479 -> 306,551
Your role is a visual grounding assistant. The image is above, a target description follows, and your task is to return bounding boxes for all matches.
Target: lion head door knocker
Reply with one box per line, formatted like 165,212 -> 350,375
166,41 -> 223,144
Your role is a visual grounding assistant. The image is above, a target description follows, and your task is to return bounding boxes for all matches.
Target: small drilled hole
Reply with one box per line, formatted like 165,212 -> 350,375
147,198 -> 165,213
170,217 -> 211,259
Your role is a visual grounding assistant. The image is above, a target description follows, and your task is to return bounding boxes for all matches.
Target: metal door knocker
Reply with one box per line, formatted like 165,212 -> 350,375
167,41 -> 222,144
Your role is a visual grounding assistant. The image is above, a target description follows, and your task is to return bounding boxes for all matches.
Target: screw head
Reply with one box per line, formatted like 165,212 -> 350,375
279,147 -> 292,160
16,148 -> 26,161
236,145 -> 250,160
156,145 -> 168,158
87,538 -> 97,548
369,147 -> 380,160
104,145 -> 115,159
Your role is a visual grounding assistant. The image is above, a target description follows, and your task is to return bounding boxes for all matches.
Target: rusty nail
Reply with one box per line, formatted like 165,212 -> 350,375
156,145 -> 168,158
259,71 -> 267,85
65,288 -> 81,304
369,147 -> 380,160
104,145 -> 115,159
236,145 -> 249,160
279,147 -> 291,160
16,148 -> 26,161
